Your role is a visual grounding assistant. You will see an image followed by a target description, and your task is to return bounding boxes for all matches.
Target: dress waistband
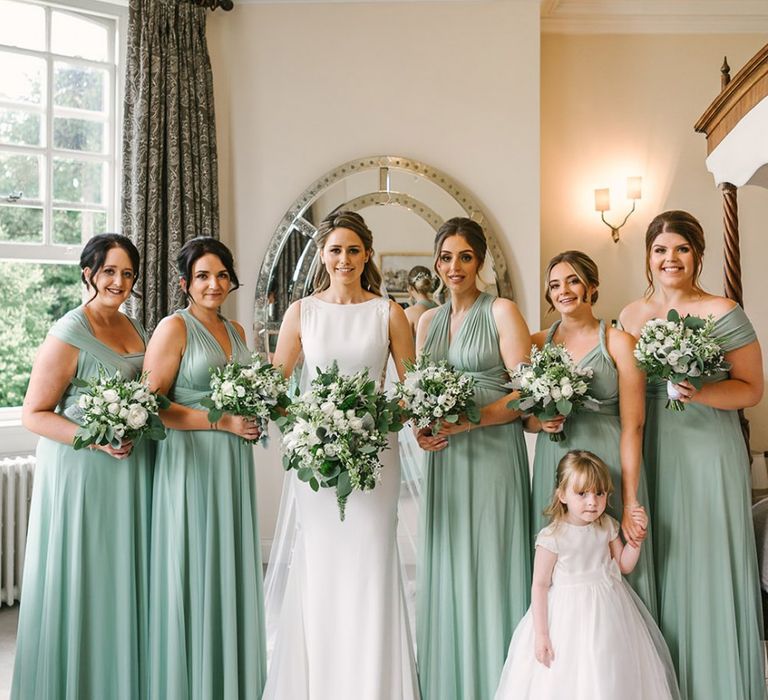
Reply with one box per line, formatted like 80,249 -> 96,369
552,560 -> 621,587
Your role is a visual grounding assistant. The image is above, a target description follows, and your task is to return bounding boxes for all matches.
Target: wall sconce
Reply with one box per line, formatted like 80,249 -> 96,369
594,176 -> 642,243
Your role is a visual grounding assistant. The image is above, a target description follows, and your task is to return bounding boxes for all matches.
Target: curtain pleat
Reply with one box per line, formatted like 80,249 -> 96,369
121,0 -> 219,333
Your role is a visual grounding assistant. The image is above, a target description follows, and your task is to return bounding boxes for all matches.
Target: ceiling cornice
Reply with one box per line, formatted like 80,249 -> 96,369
542,0 -> 768,34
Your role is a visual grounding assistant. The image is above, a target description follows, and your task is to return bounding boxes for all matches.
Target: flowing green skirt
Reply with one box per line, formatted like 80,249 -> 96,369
417,418 -> 531,700
12,437 -> 152,700
645,398 -> 765,700
148,428 -> 266,699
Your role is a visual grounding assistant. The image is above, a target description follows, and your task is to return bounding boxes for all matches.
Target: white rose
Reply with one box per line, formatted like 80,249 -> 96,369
107,402 -> 120,415
102,389 -> 119,403
550,386 -> 562,401
119,406 -> 130,419
221,381 -> 236,397
131,388 -> 149,402
320,401 -> 335,415
667,350 -> 681,365
126,404 -> 149,429
561,383 -> 574,399
235,385 -> 246,397
349,417 -> 364,431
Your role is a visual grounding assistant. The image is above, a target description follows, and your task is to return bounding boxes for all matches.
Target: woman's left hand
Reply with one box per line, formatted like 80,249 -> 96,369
670,379 -> 698,404
621,503 -> 648,547
434,418 -> 476,438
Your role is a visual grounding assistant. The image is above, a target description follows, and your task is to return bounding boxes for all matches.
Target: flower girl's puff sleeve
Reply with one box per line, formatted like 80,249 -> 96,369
605,515 -> 620,541
535,524 -> 558,554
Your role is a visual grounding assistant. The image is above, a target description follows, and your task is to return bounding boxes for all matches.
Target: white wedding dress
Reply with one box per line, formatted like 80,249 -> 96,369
262,296 -> 420,700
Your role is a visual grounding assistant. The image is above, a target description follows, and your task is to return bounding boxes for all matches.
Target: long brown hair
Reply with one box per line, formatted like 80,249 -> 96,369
312,210 -> 383,295
644,210 -> 706,296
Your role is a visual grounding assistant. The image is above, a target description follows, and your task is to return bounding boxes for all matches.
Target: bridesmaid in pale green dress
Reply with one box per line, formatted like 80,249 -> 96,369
620,210 -> 765,700
143,238 -> 266,699
13,234 -> 152,699
528,250 -> 657,616
415,218 -> 532,700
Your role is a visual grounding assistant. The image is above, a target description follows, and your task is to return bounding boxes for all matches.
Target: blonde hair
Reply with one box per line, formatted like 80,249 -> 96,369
545,450 -> 614,526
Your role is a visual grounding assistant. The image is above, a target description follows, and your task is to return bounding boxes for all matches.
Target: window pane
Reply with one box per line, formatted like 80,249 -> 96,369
0,153 -> 41,199
53,158 -> 104,204
0,205 -> 43,242
0,52 -> 44,105
0,0 -> 45,52
0,109 -> 43,147
52,11 -> 109,62
54,63 -> 107,112
53,208 -> 106,245
54,117 -> 105,153
0,261 -> 82,408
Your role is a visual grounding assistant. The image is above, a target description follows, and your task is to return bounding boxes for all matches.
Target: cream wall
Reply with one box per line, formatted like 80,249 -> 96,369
207,1 -> 541,541
541,33 -> 768,450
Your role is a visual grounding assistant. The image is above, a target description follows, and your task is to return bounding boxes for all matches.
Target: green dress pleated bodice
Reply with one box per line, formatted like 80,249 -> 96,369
529,319 -> 657,617
148,308 -> 266,700
12,306 -> 152,700
417,292 -> 531,700
644,304 -> 765,700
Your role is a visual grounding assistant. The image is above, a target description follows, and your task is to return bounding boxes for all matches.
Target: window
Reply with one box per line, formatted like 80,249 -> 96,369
0,0 -> 123,416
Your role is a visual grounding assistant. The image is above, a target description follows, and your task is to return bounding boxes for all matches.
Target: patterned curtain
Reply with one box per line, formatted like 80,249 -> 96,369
121,0 -> 219,333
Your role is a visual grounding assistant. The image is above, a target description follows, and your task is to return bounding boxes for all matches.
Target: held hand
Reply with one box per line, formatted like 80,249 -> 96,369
621,503 -> 648,547
414,426 -> 448,452
535,633 -> 555,667
539,415 -> 566,435
91,439 -> 134,460
219,414 -> 262,442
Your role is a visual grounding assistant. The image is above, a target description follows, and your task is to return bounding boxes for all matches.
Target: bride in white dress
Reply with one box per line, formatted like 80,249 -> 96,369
262,211 -> 421,700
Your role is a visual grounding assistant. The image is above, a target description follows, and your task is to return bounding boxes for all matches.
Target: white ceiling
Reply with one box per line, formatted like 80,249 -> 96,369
541,0 -> 768,34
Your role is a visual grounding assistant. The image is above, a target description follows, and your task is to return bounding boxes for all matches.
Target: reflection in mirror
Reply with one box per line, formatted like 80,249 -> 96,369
255,155 -> 512,355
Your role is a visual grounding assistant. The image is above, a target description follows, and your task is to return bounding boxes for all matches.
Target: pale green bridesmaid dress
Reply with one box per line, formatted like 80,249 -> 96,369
529,319 -> 658,617
417,292 -> 531,700
644,305 -> 765,700
148,309 -> 266,699
12,307 -> 152,700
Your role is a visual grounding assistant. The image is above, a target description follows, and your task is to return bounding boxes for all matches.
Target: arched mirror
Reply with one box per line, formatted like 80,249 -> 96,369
253,155 -> 513,354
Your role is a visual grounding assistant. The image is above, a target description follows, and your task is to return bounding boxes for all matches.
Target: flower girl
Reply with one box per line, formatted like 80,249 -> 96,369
494,450 -> 679,700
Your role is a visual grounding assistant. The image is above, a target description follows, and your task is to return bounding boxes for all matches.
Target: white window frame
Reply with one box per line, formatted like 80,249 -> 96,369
0,0 -> 127,445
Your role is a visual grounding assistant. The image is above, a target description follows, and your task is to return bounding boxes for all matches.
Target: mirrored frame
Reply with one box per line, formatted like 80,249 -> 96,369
253,155 -> 513,354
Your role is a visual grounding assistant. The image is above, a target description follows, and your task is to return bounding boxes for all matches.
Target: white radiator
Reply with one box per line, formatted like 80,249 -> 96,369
0,455 -> 35,606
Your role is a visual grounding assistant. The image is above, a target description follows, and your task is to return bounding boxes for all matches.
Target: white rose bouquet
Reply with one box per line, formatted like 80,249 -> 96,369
634,309 -> 729,411
507,344 -> 596,442
277,361 -> 405,521
392,354 -> 480,436
200,353 -> 290,445
66,370 -> 169,450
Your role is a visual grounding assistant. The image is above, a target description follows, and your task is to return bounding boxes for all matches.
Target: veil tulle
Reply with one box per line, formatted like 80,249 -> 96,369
262,295 -> 426,659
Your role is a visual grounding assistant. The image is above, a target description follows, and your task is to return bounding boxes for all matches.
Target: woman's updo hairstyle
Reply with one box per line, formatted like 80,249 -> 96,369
177,237 -> 241,302
644,210 -> 706,296
544,250 -> 599,312
433,217 -> 487,268
313,210 -> 383,295
80,233 -> 141,304
407,265 -> 436,295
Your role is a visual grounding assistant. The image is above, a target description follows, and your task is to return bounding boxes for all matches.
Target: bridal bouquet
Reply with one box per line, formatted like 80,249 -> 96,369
507,344 -> 595,442
67,370 -> 169,450
634,309 -> 729,411
201,353 -> 290,445
392,354 -> 480,435
278,362 -> 405,521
